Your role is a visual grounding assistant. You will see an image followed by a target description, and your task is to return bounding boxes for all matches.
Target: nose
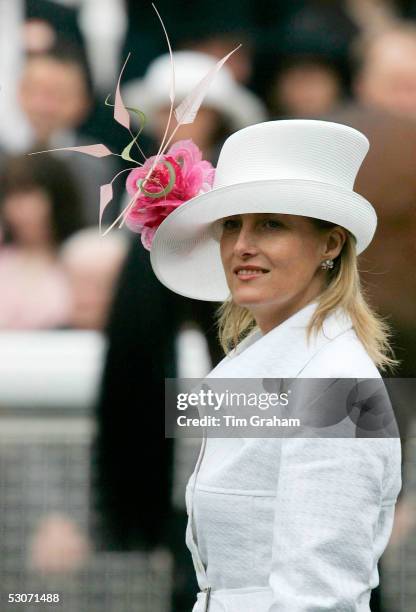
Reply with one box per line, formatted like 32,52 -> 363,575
232,225 -> 258,258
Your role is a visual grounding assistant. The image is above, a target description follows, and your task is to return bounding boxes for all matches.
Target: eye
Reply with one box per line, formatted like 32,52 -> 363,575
221,217 -> 240,231
261,218 -> 282,230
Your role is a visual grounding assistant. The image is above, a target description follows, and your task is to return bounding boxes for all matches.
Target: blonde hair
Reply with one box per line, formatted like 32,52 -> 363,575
216,224 -> 398,373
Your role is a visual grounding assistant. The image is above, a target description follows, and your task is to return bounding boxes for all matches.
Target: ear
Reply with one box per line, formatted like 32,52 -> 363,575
321,226 -> 347,260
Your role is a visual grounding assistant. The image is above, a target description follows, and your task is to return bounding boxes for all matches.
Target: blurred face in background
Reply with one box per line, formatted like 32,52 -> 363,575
271,61 -> 342,117
2,188 -> 54,248
18,56 -> 90,142
153,105 -> 226,153
190,36 -> 253,84
62,245 -> 126,330
356,30 -> 416,120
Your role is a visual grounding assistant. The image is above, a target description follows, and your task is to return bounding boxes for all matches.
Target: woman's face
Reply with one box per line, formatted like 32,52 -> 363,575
2,188 -> 54,247
220,212 -> 340,331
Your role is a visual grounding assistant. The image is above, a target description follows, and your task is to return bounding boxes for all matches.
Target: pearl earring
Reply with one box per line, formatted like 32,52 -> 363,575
321,259 -> 334,270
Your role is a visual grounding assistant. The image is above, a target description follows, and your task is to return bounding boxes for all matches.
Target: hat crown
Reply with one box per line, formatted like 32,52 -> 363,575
213,120 -> 369,190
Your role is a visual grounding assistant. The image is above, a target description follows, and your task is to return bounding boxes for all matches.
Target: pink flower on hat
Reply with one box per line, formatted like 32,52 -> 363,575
125,139 -> 215,250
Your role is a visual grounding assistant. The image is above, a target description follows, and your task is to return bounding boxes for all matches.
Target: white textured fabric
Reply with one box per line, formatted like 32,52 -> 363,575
185,302 -> 402,611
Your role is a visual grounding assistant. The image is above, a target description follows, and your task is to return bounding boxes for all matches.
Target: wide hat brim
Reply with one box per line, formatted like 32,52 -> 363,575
150,179 -> 377,302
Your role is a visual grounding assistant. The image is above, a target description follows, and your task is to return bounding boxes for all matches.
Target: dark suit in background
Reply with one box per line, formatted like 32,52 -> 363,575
91,237 -> 223,610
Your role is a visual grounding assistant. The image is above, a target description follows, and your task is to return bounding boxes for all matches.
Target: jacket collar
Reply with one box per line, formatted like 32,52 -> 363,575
207,300 -> 353,379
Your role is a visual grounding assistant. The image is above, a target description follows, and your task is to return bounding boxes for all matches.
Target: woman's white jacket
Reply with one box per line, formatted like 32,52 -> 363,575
185,301 -> 402,611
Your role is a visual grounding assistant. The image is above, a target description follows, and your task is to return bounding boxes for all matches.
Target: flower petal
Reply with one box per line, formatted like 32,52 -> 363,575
141,226 -> 157,250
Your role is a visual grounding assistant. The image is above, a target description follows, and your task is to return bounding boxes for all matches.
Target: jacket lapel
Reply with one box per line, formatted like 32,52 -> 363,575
207,301 -> 354,379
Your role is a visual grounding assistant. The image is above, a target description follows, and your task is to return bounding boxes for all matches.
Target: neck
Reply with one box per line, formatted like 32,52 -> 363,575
249,281 -> 324,335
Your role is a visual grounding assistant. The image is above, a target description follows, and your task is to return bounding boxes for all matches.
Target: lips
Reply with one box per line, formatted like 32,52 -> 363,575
233,264 -> 269,274
237,269 -> 267,276
233,265 -> 270,279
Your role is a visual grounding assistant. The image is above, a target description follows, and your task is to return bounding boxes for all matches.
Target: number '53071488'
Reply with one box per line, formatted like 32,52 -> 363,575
8,593 -> 61,604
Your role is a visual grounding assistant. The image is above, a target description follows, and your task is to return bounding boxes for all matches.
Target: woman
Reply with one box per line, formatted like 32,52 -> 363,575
137,119 -> 402,610
0,152 -> 84,329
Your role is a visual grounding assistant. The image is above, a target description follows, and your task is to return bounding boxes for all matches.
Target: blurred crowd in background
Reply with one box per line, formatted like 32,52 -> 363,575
0,1 -> 416,611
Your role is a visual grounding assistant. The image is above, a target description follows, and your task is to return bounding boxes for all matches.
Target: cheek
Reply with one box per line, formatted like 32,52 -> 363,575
2,200 -> 19,224
27,203 -> 51,229
220,235 -> 235,271
266,235 -> 301,265
60,95 -> 85,122
268,235 -> 319,277
3,201 -> 45,228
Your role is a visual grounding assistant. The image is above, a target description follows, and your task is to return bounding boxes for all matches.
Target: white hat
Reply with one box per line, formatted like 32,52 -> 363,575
149,119 -> 377,302
122,51 -> 266,131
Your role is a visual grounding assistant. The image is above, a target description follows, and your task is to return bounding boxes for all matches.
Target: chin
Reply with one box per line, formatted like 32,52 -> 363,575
231,289 -> 269,307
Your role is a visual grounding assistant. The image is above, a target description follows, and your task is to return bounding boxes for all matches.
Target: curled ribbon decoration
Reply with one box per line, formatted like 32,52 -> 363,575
138,160 -> 176,199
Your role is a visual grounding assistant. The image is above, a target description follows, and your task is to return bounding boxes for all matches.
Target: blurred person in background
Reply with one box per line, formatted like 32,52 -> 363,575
90,235 -> 218,610
121,0 -> 254,84
345,24 -> 416,436
324,105 -> 416,429
330,110 -> 416,350
75,0 -> 127,94
323,104 -> 416,612
28,0 -> 127,94
250,0 -> 360,104
24,0 -> 84,52
169,2 -> 254,86
0,0 -> 85,153
27,228 -> 128,576
0,152 -> 83,330
27,511 -> 92,576
250,0 -> 416,113
185,35 -> 253,86
122,50 -> 266,164
90,238 -> 183,606
267,53 -> 345,118
18,42 -> 92,149
60,227 -> 129,331
13,42 -> 119,225
353,22 -> 416,121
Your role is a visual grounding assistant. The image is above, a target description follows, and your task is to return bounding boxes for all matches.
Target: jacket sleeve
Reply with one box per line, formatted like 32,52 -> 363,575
268,437 -> 402,611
